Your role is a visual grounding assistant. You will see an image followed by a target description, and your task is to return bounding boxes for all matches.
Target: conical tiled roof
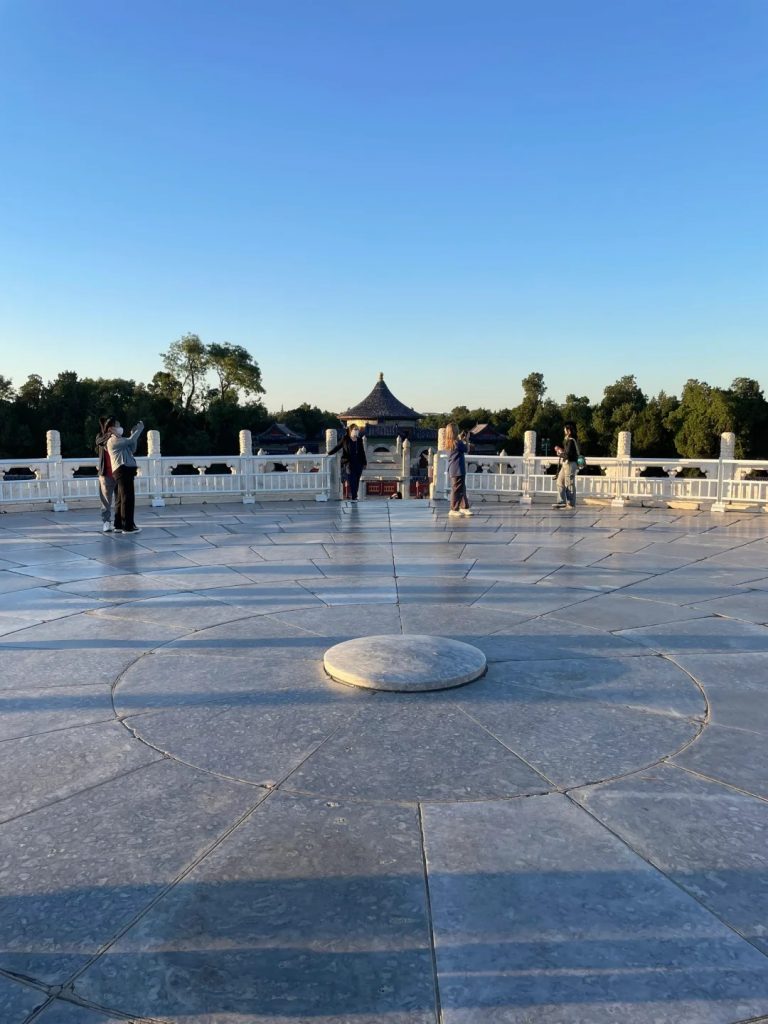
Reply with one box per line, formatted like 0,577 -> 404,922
340,373 -> 421,421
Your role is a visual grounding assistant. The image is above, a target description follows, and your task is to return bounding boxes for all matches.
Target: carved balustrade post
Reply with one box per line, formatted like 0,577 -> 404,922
146,429 -> 166,507
46,430 -> 68,511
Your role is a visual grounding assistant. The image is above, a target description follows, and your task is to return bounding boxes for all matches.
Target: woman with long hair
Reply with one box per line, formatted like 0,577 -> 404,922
444,422 -> 473,517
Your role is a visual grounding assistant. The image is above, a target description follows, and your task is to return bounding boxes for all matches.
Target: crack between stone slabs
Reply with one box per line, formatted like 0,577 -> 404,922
451,704 -> 558,792
0,713 -> 123,747
123,695 -> 359,794
565,788 -> 768,970
56,786 -> 277,1020
0,755 -> 165,828
24,988 -> 166,1024
417,803 -> 445,1024
668,762 -> 768,805
462,670 -> 708,729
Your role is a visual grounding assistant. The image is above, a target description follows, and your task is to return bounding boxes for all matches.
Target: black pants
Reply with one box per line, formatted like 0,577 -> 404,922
113,466 -> 137,530
344,464 -> 363,500
450,474 -> 469,511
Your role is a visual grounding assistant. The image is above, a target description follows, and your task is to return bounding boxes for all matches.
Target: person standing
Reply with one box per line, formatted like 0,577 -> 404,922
553,421 -> 580,510
445,422 -> 473,517
105,417 -> 144,533
95,416 -> 117,533
328,426 -> 367,501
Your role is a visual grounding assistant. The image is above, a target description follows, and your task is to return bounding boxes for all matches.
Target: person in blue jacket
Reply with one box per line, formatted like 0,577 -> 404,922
444,421 -> 473,517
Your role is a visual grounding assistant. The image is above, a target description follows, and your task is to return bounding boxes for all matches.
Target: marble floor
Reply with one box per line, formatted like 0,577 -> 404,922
1,499 -> 768,1023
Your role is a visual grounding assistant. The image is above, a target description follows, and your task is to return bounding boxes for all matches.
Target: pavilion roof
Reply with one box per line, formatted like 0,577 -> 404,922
340,373 -> 421,421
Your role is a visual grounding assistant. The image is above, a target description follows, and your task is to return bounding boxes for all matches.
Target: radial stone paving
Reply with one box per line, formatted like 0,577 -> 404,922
1,500 -> 768,1023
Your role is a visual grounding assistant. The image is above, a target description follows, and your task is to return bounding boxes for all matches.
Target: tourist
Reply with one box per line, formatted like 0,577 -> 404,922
553,421 -> 580,510
95,415 -> 117,533
105,417 -> 144,533
445,422 -> 473,517
328,426 -> 367,500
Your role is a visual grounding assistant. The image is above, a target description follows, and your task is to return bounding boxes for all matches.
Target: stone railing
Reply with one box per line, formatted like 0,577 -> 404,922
2,427 -> 767,513
0,429 -> 338,510
430,430 -> 768,513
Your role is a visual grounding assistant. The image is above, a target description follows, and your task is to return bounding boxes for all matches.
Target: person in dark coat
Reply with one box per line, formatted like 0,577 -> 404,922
553,421 -> 580,509
328,426 -> 367,500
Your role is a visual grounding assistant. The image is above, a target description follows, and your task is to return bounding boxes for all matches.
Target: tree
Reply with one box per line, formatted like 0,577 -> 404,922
728,377 -> 768,457
592,375 -> 647,454
0,376 -> 14,402
632,391 -> 679,457
207,343 -> 265,403
508,372 -> 547,445
17,374 -> 46,409
161,334 -> 210,412
668,380 -> 735,458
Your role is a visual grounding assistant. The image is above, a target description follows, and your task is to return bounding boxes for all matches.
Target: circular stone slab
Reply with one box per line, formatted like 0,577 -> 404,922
323,634 -> 487,692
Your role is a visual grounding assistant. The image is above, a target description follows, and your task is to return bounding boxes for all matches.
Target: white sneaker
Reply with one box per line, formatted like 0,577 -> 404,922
102,522 -> 113,533
460,508 -> 474,516
448,510 -> 462,517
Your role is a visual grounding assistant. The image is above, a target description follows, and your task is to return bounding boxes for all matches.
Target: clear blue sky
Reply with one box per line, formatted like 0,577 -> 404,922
1,0 -> 766,414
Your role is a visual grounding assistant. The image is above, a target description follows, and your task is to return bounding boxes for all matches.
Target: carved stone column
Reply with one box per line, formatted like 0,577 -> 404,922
521,430 -> 536,505
147,429 -> 165,507
46,430 -> 68,511
401,438 -> 411,500
713,431 -> 737,513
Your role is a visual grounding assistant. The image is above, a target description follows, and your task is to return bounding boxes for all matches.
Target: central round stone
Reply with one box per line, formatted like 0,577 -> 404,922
323,634 -> 487,692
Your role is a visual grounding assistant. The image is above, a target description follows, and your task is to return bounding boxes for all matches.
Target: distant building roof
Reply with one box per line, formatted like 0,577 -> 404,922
469,423 -> 507,441
340,372 -> 421,422
254,422 -> 305,443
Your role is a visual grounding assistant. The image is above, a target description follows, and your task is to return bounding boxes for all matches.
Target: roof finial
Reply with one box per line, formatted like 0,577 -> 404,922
378,371 -> 384,381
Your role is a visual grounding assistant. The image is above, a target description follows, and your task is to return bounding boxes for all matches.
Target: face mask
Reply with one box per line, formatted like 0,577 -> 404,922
113,426 -> 124,437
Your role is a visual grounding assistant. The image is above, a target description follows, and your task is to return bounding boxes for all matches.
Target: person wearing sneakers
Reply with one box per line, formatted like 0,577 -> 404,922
105,417 -> 144,533
552,421 -> 580,510
95,416 -> 117,533
445,421 -> 473,517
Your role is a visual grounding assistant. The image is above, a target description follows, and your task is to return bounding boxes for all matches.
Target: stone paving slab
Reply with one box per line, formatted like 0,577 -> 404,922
574,765 -> 768,957
0,760 -> 260,988
670,723 -> 768,799
0,975 -> 46,1023
451,671 -> 698,789
73,792 -> 437,1024
669,652 -> 768,733
1,502 -> 768,1023
0,721 -> 162,823
283,699 -> 551,802
422,795 -> 768,1024
0,683 -> 115,742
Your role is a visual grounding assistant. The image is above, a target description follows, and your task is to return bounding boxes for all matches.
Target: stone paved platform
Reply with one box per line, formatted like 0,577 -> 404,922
1,499 -> 768,1023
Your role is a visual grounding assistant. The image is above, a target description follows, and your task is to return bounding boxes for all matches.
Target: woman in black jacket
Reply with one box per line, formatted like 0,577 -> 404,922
553,422 -> 580,510
328,426 -> 367,500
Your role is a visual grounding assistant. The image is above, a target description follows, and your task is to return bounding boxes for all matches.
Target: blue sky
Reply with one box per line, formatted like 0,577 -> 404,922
1,0 -> 766,414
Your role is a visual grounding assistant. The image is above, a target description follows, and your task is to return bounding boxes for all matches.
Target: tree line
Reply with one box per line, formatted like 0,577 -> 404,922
0,336 -> 766,460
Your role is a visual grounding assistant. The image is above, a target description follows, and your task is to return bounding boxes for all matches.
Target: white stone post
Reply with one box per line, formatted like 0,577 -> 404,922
238,429 -> 255,504
401,438 -> 411,500
612,430 -> 632,507
146,429 -> 166,507
46,429 -> 68,511
396,435 -> 402,456
521,430 -> 536,506
325,429 -> 342,500
712,431 -> 736,513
